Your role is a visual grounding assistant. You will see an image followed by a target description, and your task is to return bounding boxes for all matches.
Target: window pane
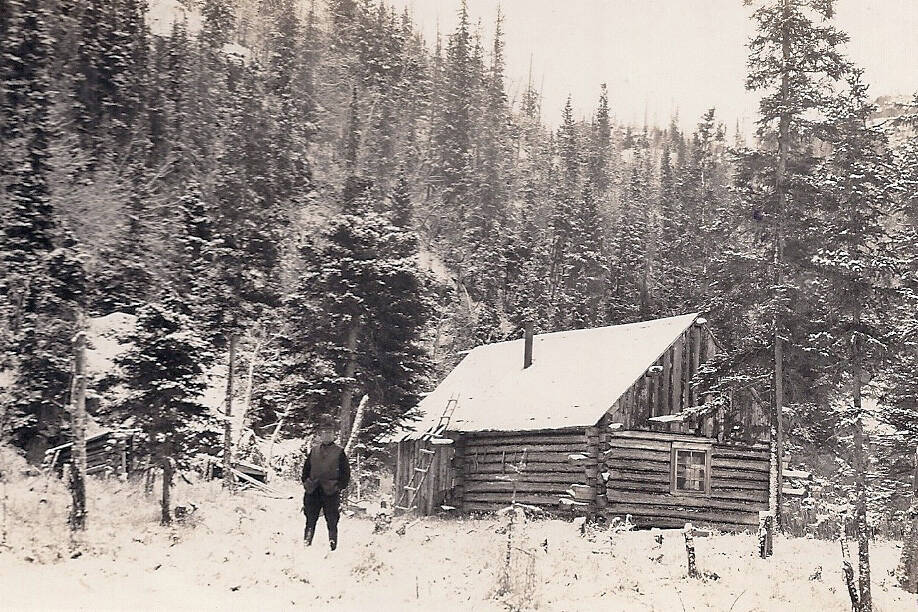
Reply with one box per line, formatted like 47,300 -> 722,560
675,449 -> 707,493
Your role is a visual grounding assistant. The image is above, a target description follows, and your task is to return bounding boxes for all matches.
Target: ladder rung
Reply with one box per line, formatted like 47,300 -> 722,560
414,467 -> 428,472
404,485 -> 419,490
420,449 -> 435,454
395,505 -> 414,510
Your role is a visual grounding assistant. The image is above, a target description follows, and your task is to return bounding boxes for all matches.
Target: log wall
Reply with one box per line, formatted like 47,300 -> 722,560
453,428 -> 594,513
43,430 -> 136,477
603,430 -> 769,529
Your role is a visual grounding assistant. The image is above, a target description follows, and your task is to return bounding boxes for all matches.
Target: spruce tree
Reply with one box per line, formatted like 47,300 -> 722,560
744,0 -> 851,529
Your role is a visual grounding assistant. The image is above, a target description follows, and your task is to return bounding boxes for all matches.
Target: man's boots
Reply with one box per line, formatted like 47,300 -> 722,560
329,527 -> 338,551
304,526 -> 315,546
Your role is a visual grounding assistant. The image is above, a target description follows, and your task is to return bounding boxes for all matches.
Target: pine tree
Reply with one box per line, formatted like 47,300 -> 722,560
808,72 -> 903,611
290,179 -> 431,446
115,297 -> 218,523
744,0 -> 851,530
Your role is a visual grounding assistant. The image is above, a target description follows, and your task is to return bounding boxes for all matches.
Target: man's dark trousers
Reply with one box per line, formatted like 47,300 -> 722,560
303,488 -> 340,547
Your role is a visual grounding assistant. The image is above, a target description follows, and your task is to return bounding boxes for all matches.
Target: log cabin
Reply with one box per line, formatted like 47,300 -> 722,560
393,313 -> 773,530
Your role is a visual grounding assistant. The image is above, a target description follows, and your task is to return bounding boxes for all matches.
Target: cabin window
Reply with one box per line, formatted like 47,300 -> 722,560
671,442 -> 711,495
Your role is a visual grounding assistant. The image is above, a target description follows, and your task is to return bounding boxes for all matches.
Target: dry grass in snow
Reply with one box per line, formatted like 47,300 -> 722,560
0,449 -> 913,611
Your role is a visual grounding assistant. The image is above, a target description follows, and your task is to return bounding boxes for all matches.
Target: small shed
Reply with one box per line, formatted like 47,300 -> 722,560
393,313 -> 772,529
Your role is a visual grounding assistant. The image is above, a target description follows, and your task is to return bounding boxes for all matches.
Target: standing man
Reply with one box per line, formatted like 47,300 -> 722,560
302,416 -> 350,550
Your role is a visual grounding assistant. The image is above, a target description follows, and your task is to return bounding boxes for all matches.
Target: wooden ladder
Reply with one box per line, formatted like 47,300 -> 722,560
395,397 -> 458,513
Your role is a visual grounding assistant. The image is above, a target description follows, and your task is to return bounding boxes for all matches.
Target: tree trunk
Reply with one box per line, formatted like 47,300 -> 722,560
69,328 -> 88,531
772,0 -> 792,533
896,448 -> 918,593
338,317 -> 361,444
344,395 -> 367,458
841,528 -> 860,612
240,322 -> 264,434
161,457 -> 172,526
852,314 -> 872,611
223,334 -> 237,491
266,403 -> 293,478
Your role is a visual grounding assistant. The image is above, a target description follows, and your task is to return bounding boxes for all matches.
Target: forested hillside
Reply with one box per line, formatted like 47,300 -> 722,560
3,0 -> 918,546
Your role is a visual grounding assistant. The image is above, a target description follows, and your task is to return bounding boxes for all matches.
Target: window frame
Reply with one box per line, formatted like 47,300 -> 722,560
670,441 -> 712,496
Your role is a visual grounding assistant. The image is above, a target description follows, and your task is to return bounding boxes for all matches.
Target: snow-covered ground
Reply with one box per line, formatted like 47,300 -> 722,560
0,449 -> 912,612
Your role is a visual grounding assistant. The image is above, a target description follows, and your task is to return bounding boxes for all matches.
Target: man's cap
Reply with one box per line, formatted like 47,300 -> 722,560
316,414 -> 338,430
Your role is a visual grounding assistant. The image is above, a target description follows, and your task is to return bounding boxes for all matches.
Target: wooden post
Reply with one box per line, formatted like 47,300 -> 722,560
223,333 -> 237,491
684,523 -> 699,578
758,511 -> 773,558
69,328 -> 88,531
161,457 -> 173,526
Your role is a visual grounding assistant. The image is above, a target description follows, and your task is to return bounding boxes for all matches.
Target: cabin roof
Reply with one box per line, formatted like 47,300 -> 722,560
400,312 -> 701,438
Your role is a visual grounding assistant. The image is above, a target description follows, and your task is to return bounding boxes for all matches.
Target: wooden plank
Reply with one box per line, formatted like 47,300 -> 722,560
671,336 -> 683,414
682,331 -> 691,411
691,324 -> 701,406
605,502 -> 760,526
662,347 -> 672,416
605,490 -> 763,513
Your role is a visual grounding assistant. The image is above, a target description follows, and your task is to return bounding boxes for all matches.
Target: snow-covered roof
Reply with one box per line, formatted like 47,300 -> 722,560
401,313 -> 701,437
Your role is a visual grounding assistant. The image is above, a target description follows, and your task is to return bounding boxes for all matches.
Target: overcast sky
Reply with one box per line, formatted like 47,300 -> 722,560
388,0 -> 918,136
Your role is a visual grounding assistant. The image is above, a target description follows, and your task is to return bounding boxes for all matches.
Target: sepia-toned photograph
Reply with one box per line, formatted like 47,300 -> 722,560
1,0 -> 918,609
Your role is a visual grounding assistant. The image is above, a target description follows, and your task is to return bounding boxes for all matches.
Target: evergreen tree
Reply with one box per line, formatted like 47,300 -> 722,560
290,179 -> 431,446
744,0 -> 851,529
115,297 -> 218,523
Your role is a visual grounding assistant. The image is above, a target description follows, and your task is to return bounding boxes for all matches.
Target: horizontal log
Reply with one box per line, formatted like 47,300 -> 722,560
604,448 -> 670,463
711,447 -> 770,461
711,488 -> 769,503
611,430 -> 768,452
607,479 -> 671,494
463,442 -> 587,454
464,481 -> 573,494
782,469 -> 812,480
609,469 -> 670,483
463,501 -> 562,513
464,431 -> 586,444
464,492 -> 573,505
711,457 -> 770,473
605,503 -> 759,526
711,468 -> 769,482
617,514 -> 755,532
463,473 -> 586,484
606,490 -> 765,513
605,459 -> 670,474
609,438 -> 671,452
468,463 -> 585,474
466,451 -> 588,464
711,479 -> 769,491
